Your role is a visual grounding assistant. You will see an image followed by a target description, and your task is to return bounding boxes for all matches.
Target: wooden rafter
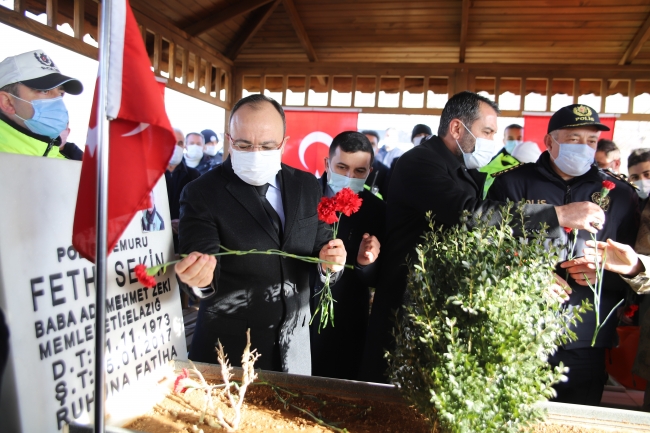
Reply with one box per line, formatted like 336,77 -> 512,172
183,0 -> 275,37
226,0 -> 281,60
283,0 -> 318,62
459,0 -> 470,63
619,11 -> 650,65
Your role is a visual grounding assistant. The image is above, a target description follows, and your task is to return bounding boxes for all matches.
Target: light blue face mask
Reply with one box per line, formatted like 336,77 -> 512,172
327,168 -> 367,194
504,139 -> 521,154
13,95 -> 69,139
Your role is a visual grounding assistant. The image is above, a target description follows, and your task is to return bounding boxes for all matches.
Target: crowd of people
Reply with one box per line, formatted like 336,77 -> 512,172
2,49 -> 650,411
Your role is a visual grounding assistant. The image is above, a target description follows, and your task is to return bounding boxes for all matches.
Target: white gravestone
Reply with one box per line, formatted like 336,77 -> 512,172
0,153 -> 187,432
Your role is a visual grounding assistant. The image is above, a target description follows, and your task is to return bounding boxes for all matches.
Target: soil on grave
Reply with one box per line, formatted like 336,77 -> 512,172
125,382 -> 617,433
125,383 -> 430,433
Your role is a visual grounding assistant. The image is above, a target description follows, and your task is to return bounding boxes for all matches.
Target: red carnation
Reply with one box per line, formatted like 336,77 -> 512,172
333,187 -> 363,217
564,227 -> 572,233
317,197 -> 339,225
602,180 -> 616,191
624,304 -> 639,318
134,264 -> 157,288
173,368 -> 190,393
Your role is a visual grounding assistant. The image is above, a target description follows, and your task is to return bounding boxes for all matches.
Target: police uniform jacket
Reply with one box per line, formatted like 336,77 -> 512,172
309,174 -> 386,380
360,135 -> 562,383
488,151 -> 640,349
179,157 -> 333,375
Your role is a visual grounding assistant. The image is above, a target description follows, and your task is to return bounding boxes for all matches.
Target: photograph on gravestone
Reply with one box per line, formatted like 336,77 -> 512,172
0,154 -> 187,433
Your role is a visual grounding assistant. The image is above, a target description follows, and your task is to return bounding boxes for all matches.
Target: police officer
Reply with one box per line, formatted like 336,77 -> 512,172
479,123 -> 524,198
488,103 -> 640,406
0,50 -> 83,158
360,92 -> 607,383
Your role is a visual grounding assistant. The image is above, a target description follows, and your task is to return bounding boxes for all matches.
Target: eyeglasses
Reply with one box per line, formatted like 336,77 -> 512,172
227,133 -> 285,152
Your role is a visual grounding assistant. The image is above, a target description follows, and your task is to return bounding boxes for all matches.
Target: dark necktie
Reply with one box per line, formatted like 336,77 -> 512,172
254,183 -> 283,238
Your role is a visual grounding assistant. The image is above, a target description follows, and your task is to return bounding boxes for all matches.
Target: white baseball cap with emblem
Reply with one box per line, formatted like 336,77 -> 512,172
0,50 -> 83,95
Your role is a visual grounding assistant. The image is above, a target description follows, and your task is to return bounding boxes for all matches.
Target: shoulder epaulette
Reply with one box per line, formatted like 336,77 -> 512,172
491,163 -> 524,178
602,168 -> 638,190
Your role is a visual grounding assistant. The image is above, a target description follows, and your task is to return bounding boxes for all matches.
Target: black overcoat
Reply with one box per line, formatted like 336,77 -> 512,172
360,135 -> 562,383
179,158 -> 331,374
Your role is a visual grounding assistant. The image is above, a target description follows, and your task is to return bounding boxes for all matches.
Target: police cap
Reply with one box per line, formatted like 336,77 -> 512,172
547,104 -> 610,134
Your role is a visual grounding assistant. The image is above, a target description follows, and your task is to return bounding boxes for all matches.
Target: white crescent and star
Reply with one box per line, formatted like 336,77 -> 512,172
298,131 -> 333,170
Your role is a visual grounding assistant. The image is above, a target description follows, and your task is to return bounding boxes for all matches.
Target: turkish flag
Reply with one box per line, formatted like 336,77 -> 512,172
283,110 -> 359,176
523,113 -> 616,152
72,0 -> 176,262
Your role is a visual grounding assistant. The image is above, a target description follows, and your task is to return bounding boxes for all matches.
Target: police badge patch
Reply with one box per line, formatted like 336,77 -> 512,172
592,192 -> 610,211
573,105 -> 592,118
33,52 -> 57,70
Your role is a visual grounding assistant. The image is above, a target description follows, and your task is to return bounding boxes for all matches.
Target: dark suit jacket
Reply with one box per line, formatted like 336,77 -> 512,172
310,175 -> 386,379
365,160 -> 389,199
360,135 -> 561,383
179,158 -> 331,375
166,160 -> 201,252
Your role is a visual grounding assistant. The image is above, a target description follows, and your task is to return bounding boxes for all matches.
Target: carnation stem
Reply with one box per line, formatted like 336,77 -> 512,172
145,245 -> 353,276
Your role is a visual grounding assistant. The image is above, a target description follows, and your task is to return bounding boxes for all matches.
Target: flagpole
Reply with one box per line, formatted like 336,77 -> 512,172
94,0 -> 112,431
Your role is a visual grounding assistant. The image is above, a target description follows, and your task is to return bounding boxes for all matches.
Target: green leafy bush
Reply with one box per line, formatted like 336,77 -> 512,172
388,203 -> 589,433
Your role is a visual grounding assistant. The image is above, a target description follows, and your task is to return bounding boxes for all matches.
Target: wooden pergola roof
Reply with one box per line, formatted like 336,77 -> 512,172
3,0 -> 650,119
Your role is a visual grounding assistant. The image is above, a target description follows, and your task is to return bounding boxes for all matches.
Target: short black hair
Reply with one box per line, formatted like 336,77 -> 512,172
361,130 -> 380,142
329,131 -> 374,166
438,91 -> 500,137
230,94 -> 286,134
628,148 -> 650,169
505,124 -> 523,130
597,139 -> 619,155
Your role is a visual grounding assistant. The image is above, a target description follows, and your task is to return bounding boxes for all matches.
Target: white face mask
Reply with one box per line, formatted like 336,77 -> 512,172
327,166 -> 368,194
231,147 -> 282,186
456,122 -> 499,169
413,136 -> 425,146
185,144 -> 204,160
169,145 -> 184,165
204,144 -> 219,156
552,138 -> 596,177
634,179 -> 650,199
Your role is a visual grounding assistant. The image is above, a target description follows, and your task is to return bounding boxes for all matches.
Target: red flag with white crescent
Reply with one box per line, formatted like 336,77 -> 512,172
282,110 -> 359,177
72,0 -> 175,262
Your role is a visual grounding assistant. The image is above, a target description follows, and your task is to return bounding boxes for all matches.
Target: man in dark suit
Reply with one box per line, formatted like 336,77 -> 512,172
175,94 -> 347,375
360,91 -> 608,383
310,131 -> 385,380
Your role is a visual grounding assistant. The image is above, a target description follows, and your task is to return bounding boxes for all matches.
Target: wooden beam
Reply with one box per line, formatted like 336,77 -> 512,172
618,12 -> 650,65
46,0 -> 58,28
283,0 -> 318,62
459,0 -> 470,63
629,79 -> 636,114
600,79 -> 607,114
73,0 -> 83,39
14,0 -> 24,14
0,6 -> 97,59
153,33 -> 162,75
168,42 -> 176,83
183,0 -> 274,37
226,0 -> 280,61
129,0 -> 233,68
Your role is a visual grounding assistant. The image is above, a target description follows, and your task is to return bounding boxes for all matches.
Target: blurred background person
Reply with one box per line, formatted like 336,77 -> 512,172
166,127 -> 200,251
628,148 -> 650,199
200,128 -> 223,171
595,139 -> 622,174
410,123 -> 432,146
362,129 -> 388,199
